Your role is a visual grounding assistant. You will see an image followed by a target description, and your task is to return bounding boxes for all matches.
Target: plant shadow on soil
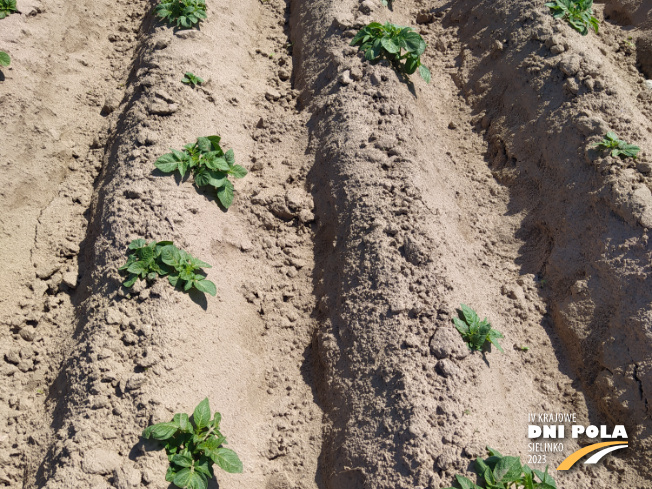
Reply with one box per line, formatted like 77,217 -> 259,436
0,70 -> 5,82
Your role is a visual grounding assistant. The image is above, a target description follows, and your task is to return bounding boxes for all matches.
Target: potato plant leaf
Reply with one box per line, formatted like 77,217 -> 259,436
0,51 -> 10,67
143,398 -> 242,489
193,398 -> 211,429
350,22 -> 431,83
212,447 -> 243,474
173,468 -> 207,489
453,304 -> 504,353
217,180 -> 234,209
155,136 -> 246,209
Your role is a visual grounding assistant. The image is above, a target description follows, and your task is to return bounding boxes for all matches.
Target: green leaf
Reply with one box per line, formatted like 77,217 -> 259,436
455,475 -> 478,489
172,453 -> 194,468
487,329 -> 505,353
229,165 -> 248,179
493,456 -> 522,483
460,304 -> 479,324
143,422 -> 179,440
128,239 -> 148,250
139,246 -> 155,262
380,36 -> 400,54
195,168 -> 227,188
160,245 -> 180,267
351,30 -> 368,46
404,56 -> 418,75
212,447 -> 243,473
418,65 -> 431,83
522,469 -> 535,489
225,148 -> 235,166
174,413 -> 191,431
194,457 -> 213,477
217,180 -> 235,209
166,464 -> 179,482
193,398 -> 211,429
194,279 -> 217,296
206,135 -> 222,150
178,158 -> 189,178
168,274 -> 180,287
403,31 -> 426,56
173,468 -> 208,489
537,483 -> 557,489
155,153 -> 180,173
212,157 -> 230,172
127,261 -> 149,275
453,317 -> 469,334
123,275 -> 139,288
198,436 -> 222,452
0,51 -> 10,67
194,168 -> 211,187
368,38 -> 383,60
196,137 -> 213,153
478,321 -> 491,337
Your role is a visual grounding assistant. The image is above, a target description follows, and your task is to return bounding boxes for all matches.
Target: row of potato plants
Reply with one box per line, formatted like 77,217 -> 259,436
124,2 -> 244,489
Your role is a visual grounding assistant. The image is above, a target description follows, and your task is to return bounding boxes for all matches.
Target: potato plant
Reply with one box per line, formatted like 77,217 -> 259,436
155,136 -> 247,209
443,447 -> 557,489
155,0 -> 207,29
593,132 -> 640,159
0,51 -> 9,67
143,398 -> 242,489
350,22 -> 431,83
453,304 -> 504,353
182,72 -> 204,87
0,0 -> 16,19
119,239 -> 216,296
545,0 -> 599,36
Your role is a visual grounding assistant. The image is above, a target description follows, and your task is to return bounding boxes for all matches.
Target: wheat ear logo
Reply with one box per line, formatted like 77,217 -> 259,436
557,441 -> 628,470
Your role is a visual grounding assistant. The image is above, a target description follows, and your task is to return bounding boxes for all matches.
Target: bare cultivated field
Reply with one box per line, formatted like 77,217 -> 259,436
0,0 -> 650,488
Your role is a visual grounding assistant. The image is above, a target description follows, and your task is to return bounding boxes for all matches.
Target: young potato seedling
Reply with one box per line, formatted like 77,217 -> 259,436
453,304 -> 504,353
155,0 -> 207,29
350,22 -> 431,83
143,398 -> 242,489
0,0 -> 16,19
182,72 -> 204,87
119,239 -> 217,296
545,0 -> 599,36
155,136 -> 247,209
0,51 -> 9,67
443,447 -> 557,489
593,132 -> 640,159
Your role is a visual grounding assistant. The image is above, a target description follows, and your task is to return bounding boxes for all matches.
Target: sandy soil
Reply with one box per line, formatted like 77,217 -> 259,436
0,0 -> 651,488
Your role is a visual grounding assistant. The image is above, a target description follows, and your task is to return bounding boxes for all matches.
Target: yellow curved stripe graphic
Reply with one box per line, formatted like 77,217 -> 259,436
557,441 -> 628,470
